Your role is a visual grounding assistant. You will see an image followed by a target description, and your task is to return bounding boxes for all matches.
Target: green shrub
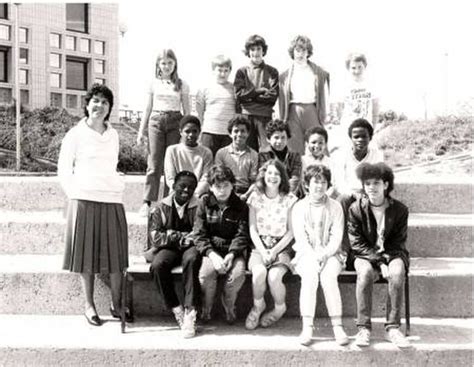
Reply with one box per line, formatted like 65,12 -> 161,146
0,107 -> 147,173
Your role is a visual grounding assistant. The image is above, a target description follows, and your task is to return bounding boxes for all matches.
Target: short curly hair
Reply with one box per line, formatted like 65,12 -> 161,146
227,114 -> 251,134
288,35 -> 313,59
356,162 -> 394,196
348,118 -> 374,139
254,159 -> 290,195
304,126 -> 328,143
207,164 -> 236,186
265,119 -> 291,139
244,34 -> 268,57
83,83 -> 114,121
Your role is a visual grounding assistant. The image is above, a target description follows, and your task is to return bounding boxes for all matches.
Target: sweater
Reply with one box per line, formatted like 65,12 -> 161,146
57,118 -> 124,203
164,143 -> 213,195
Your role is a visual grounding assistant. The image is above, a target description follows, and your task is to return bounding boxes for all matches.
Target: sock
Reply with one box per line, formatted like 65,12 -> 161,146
274,303 -> 286,314
254,298 -> 265,309
302,316 -> 313,328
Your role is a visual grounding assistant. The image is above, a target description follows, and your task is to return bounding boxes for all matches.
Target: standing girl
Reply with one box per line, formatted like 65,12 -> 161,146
58,84 -> 129,326
292,164 -> 349,346
137,49 -> 191,216
245,159 -> 297,330
279,35 -> 330,155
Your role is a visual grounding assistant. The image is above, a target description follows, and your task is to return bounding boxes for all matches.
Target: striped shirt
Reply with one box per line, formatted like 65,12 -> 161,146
149,78 -> 190,112
195,81 -> 236,135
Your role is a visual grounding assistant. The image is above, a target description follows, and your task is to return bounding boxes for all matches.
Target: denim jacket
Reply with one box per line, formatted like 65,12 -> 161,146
193,191 -> 250,257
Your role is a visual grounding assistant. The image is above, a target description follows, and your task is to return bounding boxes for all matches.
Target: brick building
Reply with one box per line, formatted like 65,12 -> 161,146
0,3 -> 119,120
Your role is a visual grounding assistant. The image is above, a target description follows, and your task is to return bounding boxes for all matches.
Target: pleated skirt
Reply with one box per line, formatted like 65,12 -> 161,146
63,199 -> 129,273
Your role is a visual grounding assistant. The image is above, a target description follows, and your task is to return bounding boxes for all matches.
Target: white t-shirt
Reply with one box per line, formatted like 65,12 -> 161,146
335,77 -> 378,128
149,78 -> 189,112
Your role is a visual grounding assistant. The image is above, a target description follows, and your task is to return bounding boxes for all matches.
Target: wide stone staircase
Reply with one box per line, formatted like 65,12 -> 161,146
0,175 -> 472,366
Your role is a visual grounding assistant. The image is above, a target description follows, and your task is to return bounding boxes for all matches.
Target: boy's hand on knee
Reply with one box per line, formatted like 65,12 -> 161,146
209,252 -> 226,274
223,253 -> 235,272
380,264 -> 389,279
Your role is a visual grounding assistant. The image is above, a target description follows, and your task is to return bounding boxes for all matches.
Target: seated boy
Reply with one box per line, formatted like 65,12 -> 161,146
194,165 -> 250,324
144,171 -> 202,338
348,162 -> 410,348
195,55 -> 236,156
164,115 -> 213,197
301,126 -> 332,173
258,119 -> 301,193
215,115 -> 258,201
234,34 -> 279,152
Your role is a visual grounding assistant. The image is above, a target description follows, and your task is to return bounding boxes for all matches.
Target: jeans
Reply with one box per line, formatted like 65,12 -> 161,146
201,132 -> 232,157
354,257 -> 406,330
150,246 -> 201,309
244,114 -> 271,152
199,256 -> 246,312
144,112 -> 182,202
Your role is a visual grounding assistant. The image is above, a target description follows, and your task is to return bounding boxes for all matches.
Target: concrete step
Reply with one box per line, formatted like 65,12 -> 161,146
0,315 -> 472,366
1,175 -> 472,214
1,210 -> 472,258
0,255 -> 472,318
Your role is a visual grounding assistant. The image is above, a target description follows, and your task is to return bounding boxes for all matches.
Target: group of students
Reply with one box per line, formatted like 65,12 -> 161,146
140,112 -> 409,349
57,32 -> 408,351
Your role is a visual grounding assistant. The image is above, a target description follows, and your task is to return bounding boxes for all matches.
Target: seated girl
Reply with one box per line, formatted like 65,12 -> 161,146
245,159 -> 298,330
292,164 -> 349,346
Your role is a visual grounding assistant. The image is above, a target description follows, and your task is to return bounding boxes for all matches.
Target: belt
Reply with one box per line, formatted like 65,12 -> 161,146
153,110 -> 181,115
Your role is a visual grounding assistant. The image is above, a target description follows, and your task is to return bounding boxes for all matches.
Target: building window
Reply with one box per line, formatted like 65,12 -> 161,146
0,4 -> 7,19
50,33 -> 61,48
66,4 -> 88,33
66,94 -> 78,108
50,92 -> 62,108
19,48 -> 28,64
79,38 -> 90,53
19,69 -> 28,85
20,89 -> 29,106
94,78 -> 105,85
94,41 -> 105,55
94,59 -> 105,74
19,27 -> 28,43
66,57 -> 88,91
50,53 -> 61,68
0,24 -> 10,40
0,47 -> 8,82
65,35 -> 76,51
50,73 -> 61,88
0,87 -> 12,103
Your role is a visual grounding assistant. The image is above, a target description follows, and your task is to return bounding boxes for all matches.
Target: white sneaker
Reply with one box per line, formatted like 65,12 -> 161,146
138,203 -> 150,217
182,309 -> 197,338
385,327 -> 411,348
299,325 -> 314,346
172,306 -> 184,329
354,327 -> 371,347
333,325 -> 349,346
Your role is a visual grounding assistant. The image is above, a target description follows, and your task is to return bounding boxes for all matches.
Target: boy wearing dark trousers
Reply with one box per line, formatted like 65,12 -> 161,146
234,34 -> 279,152
348,162 -> 410,348
145,171 -> 201,339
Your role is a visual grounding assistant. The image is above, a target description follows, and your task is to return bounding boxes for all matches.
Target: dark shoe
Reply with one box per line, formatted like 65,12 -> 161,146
110,307 -> 134,323
84,313 -> 103,326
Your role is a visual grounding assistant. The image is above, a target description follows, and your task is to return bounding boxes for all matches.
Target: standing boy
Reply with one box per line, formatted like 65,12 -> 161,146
194,165 -> 250,324
258,119 -> 301,193
164,115 -> 213,197
215,115 -> 258,201
196,55 -> 236,157
348,162 -> 410,348
234,34 -> 279,152
144,171 -> 201,338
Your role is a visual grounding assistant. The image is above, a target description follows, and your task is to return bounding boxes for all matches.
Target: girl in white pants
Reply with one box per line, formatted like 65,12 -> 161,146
292,164 -> 349,346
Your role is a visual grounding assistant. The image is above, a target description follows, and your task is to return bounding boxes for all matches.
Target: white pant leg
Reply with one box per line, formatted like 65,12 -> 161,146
320,256 -> 343,318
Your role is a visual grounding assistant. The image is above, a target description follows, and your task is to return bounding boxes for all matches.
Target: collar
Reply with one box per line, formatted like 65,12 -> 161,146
161,194 -> 198,209
360,194 -> 394,209
250,61 -> 265,69
207,191 -> 241,209
228,144 -> 250,154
